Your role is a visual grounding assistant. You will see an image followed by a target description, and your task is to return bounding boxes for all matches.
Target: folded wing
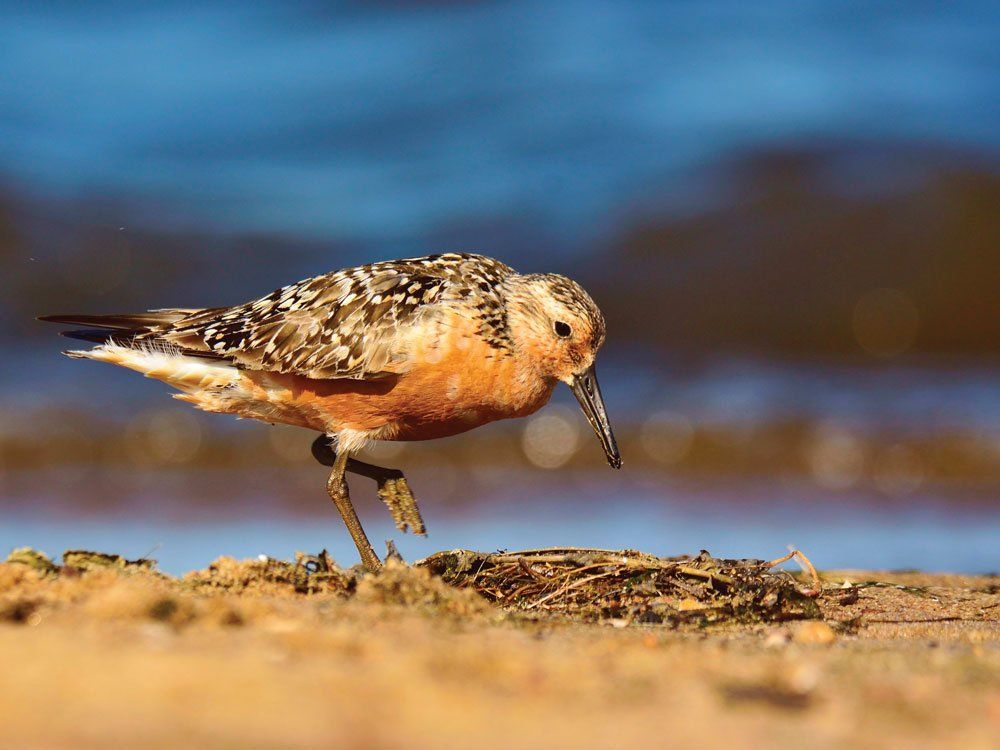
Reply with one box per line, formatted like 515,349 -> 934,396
162,253 -> 515,380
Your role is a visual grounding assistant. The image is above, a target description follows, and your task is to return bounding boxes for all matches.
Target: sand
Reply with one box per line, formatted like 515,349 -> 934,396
0,548 -> 997,750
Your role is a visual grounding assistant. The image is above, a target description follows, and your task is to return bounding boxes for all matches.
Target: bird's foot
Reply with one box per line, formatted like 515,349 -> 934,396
376,471 -> 426,536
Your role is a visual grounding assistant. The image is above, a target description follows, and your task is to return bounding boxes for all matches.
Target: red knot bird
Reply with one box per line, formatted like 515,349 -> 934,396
40,252 -> 621,571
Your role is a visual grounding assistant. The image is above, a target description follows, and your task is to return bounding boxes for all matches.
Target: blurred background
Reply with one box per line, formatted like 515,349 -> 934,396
1,1 -> 997,573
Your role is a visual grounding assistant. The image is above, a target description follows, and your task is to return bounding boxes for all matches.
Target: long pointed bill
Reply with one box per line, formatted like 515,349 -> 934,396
569,364 -> 622,469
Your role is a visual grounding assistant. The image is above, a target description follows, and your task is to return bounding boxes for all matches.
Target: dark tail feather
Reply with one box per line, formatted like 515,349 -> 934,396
39,308 -> 228,361
37,310 -> 197,331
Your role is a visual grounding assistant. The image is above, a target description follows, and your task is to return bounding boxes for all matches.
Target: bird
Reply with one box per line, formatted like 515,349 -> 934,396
40,252 -> 621,571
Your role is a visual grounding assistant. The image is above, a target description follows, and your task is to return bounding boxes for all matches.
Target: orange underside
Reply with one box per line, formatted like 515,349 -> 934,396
239,328 -> 555,440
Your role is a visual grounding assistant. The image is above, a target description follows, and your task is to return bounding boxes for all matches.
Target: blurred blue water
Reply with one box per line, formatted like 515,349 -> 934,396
1,1 -> 997,247
3,484 -> 998,574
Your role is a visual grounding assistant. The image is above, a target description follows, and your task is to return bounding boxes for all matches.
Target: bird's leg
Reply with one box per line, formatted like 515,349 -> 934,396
325,447 -> 382,573
312,435 -> 426,536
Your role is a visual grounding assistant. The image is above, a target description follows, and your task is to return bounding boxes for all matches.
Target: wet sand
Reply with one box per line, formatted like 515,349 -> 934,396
0,550 -> 997,750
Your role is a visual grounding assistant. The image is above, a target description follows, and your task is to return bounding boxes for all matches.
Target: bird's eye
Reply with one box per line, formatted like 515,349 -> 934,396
554,321 -> 572,338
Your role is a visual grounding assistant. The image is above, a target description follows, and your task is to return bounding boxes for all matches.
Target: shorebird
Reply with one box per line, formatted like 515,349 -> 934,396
40,252 -> 621,571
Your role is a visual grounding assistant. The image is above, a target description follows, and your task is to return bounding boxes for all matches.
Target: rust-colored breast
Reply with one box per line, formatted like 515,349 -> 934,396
240,312 -> 554,440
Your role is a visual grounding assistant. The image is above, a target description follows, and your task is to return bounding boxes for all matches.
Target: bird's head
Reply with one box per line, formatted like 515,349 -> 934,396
503,273 -> 621,469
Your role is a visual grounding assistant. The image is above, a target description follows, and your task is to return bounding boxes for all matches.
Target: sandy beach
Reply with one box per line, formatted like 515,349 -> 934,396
0,547 -> 996,750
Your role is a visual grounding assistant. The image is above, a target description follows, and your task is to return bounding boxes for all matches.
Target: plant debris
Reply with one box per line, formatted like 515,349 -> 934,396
419,548 -> 822,625
183,551 -> 353,596
62,549 -> 157,574
5,547 -> 59,575
3,546 -> 823,626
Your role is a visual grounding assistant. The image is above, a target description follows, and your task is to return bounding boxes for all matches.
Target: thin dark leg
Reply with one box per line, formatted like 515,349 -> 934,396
326,449 -> 382,572
311,435 -> 340,467
312,435 -> 426,535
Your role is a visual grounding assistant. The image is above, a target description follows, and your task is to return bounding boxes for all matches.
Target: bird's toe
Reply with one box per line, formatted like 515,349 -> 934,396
377,475 -> 427,536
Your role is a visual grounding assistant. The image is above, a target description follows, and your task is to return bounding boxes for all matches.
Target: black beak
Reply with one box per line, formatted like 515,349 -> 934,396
569,364 -> 622,469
